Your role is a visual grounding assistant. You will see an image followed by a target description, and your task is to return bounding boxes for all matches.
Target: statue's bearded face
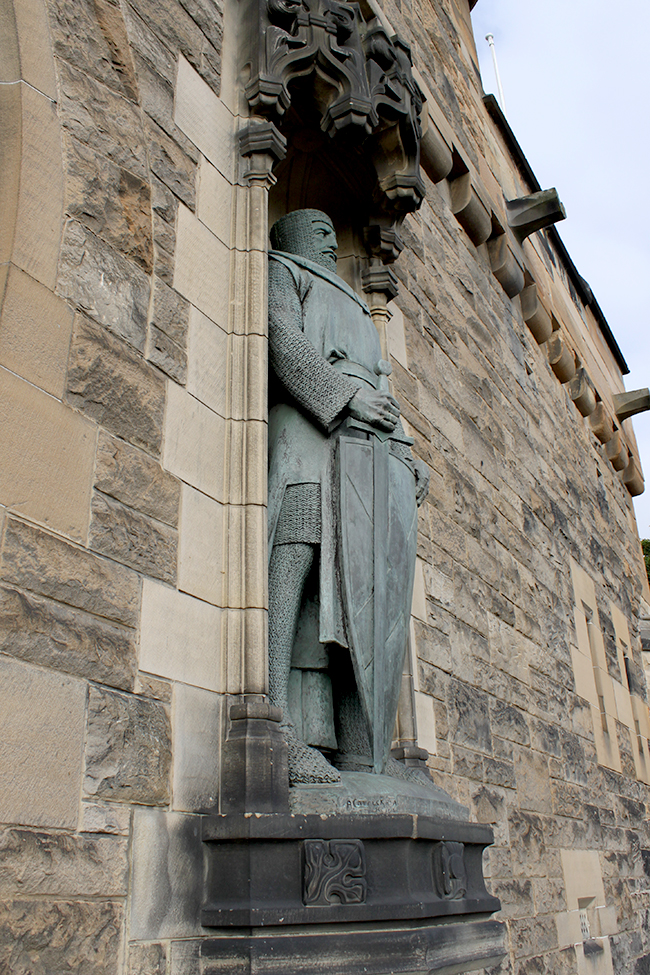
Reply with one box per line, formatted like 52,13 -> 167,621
270,209 -> 338,272
309,217 -> 338,271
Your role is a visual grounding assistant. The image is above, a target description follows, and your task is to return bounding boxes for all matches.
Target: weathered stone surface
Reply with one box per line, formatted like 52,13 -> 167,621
169,940 -> 200,975
132,49 -> 182,144
89,491 -> 178,584
151,175 -> 178,226
148,324 -> 188,384
66,314 -> 165,455
145,116 -> 196,210
447,679 -> 493,754
172,684 -> 222,812
84,686 -> 171,804
177,0 -> 224,55
153,218 -> 177,283
135,674 -> 173,703
64,134 -> 153,272
128,942 -> 167,975
95,430 -> 180,528
0,515 -> 140,626
130,809 -> 203,939
508,811 -> 548,878
491,701 -> 531,746
129,0 -> 222,91
151,178 -> 178,284
0,264 -> 74,398
49,0 -> 140,100
81,801 -> 131,835
122,1 -> 177,85
0,898 -> 123,975
0,829 -> 128,896
509,915 -> 558,959
0,584 -> 137,690
0,366 -> 96,543
58,222 -> 150,351
514,746 -> 553,816
58,60 -> 147,178
0,657 -> 85,829
10,85 -> 64,291
150,276 -> 190,347
489,878 -> 534,920
139,579 -> 222,691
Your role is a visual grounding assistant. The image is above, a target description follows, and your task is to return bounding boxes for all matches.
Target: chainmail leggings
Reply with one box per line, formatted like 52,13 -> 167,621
268,542 -> 315,725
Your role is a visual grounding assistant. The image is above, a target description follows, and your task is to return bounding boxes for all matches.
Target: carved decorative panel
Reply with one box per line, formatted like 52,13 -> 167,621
432,841 -> 467,901
303,838 -> 367,905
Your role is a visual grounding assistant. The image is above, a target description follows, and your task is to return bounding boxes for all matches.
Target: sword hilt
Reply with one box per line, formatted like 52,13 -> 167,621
374,359 -> 392,393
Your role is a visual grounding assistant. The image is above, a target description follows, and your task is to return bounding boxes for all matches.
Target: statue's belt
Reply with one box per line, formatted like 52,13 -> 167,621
330,358 -> 414,447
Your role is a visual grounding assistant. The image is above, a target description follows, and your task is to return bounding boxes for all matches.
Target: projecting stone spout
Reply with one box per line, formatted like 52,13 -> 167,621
613,388 -> 650,423
506,187 -> 566,242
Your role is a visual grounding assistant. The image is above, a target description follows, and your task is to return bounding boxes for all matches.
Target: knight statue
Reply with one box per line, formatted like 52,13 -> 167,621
267,208 -> 430,785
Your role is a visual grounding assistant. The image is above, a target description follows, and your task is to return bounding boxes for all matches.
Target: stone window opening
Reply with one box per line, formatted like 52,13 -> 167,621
579,896 -> 605,957
579,899 -> 593,940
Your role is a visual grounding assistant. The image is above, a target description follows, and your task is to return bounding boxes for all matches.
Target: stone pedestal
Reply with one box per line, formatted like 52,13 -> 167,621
201,771 -> 505,975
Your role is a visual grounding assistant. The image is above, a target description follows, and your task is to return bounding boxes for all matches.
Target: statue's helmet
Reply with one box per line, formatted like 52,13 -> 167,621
270,209 -> 337,270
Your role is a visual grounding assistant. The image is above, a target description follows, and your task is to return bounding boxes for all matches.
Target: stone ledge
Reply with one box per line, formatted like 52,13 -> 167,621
200,917 -> 505,975
202,811 -> 499,928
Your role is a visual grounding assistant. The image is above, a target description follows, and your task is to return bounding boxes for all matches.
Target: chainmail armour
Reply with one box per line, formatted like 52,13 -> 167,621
273,483 -> 322,545
268,542 -> 340,783
268,261 -> 362,430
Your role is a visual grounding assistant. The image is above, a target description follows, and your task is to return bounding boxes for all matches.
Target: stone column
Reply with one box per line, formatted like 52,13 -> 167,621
220,120 -> 290,812
221,121 -> 286,698
362,249 -> 400,360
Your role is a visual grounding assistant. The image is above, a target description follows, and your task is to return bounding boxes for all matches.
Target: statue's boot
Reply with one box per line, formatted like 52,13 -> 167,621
283,724 -> 341,784
384,755 -> 432,785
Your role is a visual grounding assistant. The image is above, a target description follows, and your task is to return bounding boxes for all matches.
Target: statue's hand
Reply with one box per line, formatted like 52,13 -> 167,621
414,457 -> 430,506
348,387 -> 400,431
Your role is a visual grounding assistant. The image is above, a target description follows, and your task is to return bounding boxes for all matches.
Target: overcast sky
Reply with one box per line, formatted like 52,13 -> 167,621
469,1 -> 650,538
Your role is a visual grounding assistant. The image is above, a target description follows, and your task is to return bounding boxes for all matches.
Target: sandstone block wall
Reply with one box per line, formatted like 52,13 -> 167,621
0,0 -> 237,970
375,2 -> 650,972
1,0 -> 649,972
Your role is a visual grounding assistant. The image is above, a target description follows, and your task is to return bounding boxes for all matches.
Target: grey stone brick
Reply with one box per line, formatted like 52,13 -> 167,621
84,687 -> 171,805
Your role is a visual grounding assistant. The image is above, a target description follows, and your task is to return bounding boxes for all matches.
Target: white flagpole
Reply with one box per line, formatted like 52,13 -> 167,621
486,32 -> 507,117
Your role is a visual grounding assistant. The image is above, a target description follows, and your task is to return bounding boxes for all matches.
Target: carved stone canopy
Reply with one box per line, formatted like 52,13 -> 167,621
242,0 -> 425,231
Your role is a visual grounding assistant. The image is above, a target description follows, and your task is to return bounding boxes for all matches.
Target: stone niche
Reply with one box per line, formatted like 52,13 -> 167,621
197,0 -> 506,972
242,0 -> 427,292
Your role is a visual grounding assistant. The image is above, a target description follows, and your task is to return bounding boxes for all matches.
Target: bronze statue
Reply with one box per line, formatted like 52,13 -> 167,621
267,209 -> 429,784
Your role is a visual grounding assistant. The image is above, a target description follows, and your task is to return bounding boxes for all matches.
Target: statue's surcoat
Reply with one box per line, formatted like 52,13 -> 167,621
268,250 -> 414,651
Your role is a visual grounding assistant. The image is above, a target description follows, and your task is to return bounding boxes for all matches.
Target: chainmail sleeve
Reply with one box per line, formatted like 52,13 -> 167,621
268,259 -> 362,431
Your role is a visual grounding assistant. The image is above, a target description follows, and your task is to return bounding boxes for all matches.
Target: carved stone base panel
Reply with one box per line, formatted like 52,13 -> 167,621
202,811 -> 500,927
199,917 -> 506,975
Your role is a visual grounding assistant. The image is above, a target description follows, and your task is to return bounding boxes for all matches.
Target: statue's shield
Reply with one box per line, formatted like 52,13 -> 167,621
338,432 -> 418,773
